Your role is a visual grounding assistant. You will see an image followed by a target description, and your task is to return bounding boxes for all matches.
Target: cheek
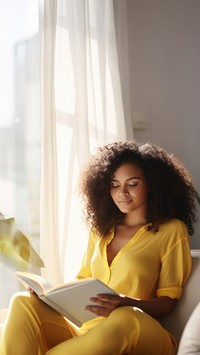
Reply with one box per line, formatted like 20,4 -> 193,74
132,186 -> 148,201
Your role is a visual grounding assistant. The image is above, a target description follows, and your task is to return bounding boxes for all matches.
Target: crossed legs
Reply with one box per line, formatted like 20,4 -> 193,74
0,292 -> 177,355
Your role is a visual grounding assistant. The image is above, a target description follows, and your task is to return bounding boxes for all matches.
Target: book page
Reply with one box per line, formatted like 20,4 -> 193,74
12,272 -> 53,296
45,277 -> 94,295
12,272 -> 93,296
43,279 -> 118,326
12,272 -> 118,326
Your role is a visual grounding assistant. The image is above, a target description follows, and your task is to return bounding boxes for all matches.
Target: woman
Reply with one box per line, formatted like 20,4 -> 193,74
0,141 -> 197,355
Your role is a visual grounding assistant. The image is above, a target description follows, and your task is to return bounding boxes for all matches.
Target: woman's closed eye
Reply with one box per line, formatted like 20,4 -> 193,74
129,182 -> 138,187
111,183 -> 120,189
111,182 -> 138,189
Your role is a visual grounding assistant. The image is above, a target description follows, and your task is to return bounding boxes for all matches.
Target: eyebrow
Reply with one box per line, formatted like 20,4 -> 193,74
112,176 -> 142,182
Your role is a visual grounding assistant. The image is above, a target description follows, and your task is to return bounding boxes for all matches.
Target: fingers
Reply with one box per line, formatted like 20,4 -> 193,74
85,304 -> 113,317
28,287 -> 36,295
89,295 -> 120,307
94,294 -> 126,306
85,294 -> 124,318
85,293 -> 129,318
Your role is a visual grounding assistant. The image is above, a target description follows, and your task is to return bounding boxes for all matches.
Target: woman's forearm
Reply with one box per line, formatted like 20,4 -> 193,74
124,295 -> 177,318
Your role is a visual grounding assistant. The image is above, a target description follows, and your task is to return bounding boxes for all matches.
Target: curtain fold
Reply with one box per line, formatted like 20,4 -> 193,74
40,0 -> 63,283
40,0 -> 133,284
114,0 -> 133,140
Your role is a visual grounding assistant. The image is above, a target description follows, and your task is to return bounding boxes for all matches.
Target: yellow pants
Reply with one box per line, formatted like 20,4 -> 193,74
0,292 -> 177,355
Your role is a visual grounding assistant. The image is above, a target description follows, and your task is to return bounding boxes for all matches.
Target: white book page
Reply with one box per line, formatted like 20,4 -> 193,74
43,279 -> 117,326
12,272 -> 53,296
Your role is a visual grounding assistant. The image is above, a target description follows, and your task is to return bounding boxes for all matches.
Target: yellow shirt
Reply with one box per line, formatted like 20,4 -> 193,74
77,218 -> 191,300
76,218 -> 191,330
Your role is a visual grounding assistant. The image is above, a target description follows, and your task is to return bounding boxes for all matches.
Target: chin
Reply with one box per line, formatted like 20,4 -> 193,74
117,206 -> 134,213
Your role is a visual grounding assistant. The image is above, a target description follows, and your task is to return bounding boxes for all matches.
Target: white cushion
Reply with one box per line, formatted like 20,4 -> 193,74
177,301 -> 200,354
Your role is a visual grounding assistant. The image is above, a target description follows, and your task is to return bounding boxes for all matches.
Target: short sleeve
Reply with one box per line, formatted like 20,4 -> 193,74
76,230 -> 96,279
156,231 -> 192,299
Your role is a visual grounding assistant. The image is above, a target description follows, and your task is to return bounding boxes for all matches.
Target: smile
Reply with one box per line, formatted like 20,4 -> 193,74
118,200 -> 132,205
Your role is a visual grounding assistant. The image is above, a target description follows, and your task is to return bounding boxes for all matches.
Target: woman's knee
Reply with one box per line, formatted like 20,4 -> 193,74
107,307 -> 176,355
108,306 -> 143,326
104,306 -> 142,341
7,291 -> 46,325
9,291 -> 31,312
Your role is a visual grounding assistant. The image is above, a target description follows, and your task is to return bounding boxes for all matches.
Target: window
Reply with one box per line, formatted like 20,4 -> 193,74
0,0 -> 41,308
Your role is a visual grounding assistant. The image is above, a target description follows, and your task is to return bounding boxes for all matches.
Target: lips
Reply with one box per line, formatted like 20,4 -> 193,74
118,200 -> 132,205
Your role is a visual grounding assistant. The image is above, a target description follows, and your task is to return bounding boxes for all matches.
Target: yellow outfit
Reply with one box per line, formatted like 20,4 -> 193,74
0,219 -> 191,355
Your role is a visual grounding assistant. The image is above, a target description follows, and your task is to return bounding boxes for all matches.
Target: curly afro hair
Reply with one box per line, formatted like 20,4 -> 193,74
79,141 -> 197,236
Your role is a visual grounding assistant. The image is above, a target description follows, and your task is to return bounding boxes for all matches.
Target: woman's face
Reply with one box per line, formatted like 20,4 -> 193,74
110,162 -> 149,216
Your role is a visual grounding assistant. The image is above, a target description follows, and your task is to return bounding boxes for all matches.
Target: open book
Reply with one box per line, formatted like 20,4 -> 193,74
12,271 -> 118,327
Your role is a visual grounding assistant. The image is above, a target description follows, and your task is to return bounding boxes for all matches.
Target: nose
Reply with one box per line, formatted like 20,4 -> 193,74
120,185 -> 129,195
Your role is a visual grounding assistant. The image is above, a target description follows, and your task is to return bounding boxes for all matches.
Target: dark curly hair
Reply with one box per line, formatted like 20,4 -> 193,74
79,141 -> 197,236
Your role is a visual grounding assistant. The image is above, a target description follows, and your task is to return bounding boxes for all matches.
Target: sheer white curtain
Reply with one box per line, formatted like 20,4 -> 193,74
40,0 -> 133,284
0,0 -> 41,307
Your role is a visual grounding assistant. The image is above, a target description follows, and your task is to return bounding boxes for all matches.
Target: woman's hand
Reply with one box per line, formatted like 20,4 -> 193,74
85,293 -> 130,317
85,294 -> 177,319
28,287 -> 37,295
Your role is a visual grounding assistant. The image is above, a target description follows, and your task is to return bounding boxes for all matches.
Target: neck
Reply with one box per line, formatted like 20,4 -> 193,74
122,214 -> 147,228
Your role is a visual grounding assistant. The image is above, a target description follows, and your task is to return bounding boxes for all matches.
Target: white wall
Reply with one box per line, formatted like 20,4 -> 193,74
126,0 -> 200,248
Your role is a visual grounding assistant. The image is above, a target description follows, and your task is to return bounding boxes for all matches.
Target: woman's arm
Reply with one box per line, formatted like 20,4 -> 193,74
85,294 -> 177,319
